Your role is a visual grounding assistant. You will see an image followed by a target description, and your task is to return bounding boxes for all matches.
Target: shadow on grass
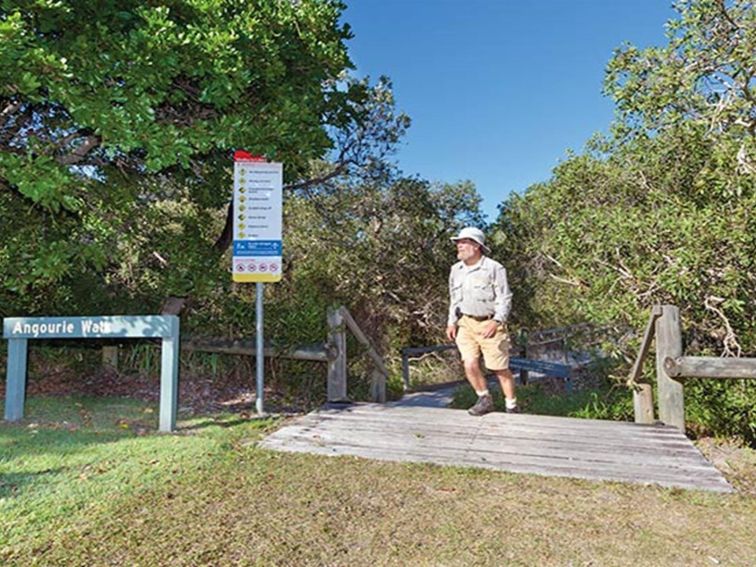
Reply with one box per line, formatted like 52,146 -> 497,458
0,467 -> 66,499
180,417 -> 254,431
0,425 -> 136,459
0,395 -> 159,465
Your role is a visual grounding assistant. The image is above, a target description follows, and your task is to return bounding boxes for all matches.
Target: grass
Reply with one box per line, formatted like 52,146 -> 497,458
1,395 -> 755,566
450,378 -> 623,417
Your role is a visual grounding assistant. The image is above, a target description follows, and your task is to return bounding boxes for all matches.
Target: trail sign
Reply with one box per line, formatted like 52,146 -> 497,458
232,151 -> 283,283
3,316 -> 180,432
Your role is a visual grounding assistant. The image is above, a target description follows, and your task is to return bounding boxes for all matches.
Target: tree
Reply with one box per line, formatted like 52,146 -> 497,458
493,0 -> 755,442
605,0 -> 755,173
280,176 -> 485,350
0,0 -> 404,314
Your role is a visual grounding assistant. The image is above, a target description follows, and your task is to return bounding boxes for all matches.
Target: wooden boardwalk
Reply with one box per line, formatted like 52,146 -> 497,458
260,402 -> 733,493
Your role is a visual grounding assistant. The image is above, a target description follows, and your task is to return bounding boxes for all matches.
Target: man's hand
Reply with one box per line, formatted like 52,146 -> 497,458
446,324 -> 457,341
481,320 -> 499,338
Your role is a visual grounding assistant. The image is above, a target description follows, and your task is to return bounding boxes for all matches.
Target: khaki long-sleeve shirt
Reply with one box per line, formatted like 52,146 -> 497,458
447,256 -> 512,326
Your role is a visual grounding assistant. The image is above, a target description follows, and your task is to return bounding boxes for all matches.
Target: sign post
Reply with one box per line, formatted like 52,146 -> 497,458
3,316 -> 180,432
232,151 -> 283,415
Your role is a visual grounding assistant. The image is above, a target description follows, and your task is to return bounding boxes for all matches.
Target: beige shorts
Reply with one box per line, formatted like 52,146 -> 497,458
455,316 -> 511,371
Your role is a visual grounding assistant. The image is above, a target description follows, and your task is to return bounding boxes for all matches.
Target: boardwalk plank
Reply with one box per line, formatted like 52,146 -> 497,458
260,403 -> 733,493
282,424 -> 715,470
264,436 -> 730,492
270,424 -> 720,476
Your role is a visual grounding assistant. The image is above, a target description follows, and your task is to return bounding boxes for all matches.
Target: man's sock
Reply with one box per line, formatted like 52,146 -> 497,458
476,389 -> 490,397
506,397 -> 517,409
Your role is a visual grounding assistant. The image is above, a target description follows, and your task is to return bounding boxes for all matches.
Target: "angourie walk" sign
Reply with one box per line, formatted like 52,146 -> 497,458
3,315 -> 180,432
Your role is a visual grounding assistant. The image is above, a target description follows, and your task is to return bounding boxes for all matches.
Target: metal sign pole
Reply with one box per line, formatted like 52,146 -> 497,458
231,151 -> 282,417
256,282 -> 265,415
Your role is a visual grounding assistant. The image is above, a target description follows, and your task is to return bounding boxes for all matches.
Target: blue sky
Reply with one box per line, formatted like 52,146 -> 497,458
342,0 -> 677,221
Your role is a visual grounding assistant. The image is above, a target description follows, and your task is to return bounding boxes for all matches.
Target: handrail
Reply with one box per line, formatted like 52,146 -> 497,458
632,304 -> 756,430
326,306 -> 387,403
399,343 -> 574,391
627,305 -> 663,423
338,307 -> 389,377
664,355 -> 756,379
627,305 -> 663,387
181,337 -> 328,362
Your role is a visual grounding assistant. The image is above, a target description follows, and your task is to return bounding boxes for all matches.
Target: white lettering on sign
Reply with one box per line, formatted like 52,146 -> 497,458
81,320 -> 112,335
10,320 -> 112,337
13,321 -> 76,337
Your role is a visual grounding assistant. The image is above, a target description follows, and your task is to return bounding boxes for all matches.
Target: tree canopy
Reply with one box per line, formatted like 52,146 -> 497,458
0,0 -> 408,313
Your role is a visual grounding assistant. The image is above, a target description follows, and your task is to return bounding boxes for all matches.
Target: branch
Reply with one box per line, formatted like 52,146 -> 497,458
541,252 -> 564,269
715,0 -> 740,32
0,100 -> 21,130
213,204 -> 233,253
56,135 -> 101,165
283,161 -> 350,192
704,295 -> 742,357
0,105 -> 31,146
548,274 -> 586,288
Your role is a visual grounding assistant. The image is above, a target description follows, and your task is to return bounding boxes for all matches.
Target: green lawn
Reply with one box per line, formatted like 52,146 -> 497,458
1,396 -> 755,566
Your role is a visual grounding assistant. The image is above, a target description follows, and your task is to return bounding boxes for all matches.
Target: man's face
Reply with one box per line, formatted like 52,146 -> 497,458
455,238 -> 481,262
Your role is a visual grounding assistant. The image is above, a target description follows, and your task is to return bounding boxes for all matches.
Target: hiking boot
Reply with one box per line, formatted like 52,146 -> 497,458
505,405 -> 520,414
468,394 -> 494,416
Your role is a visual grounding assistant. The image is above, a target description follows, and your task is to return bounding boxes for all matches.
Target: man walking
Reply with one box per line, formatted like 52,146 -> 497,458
446,227 -> 518,416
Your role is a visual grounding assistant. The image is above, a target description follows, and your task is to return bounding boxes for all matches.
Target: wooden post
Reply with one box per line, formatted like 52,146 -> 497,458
327,307 -> 347,402
633,383 -> 654,424
401,349 -> 410,391
101,345 -> 119,370
159,320 -> 180,433
4,338 -> 28,421
655,305 -> 685,430
370,368 -> 386,403
518,330 -> 528,385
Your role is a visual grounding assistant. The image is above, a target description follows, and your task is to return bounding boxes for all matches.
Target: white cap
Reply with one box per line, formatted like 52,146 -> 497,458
450,227 -> 491,254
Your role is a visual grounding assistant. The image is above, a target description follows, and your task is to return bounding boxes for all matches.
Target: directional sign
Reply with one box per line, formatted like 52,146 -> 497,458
232,151 -> 283,283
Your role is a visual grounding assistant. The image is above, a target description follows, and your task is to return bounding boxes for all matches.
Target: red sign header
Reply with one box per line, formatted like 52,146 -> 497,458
234,150 -> 266,162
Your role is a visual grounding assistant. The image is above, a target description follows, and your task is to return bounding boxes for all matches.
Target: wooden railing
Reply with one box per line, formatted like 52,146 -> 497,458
326,306 -> 387,403
629,305 -> 756,430
399,344 -> 574,391
100,305 -> 388,404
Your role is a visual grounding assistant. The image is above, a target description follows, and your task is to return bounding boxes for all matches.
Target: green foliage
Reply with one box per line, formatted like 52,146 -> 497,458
493,0 -> 755,442
605,0 -> 755,143
280,176 -> 485,352
0,0 -> 390,316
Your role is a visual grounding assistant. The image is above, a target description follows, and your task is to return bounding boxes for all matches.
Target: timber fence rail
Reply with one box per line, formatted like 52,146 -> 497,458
630,304 -> 756,430
182,306 -> 387,403
399,321 -> 611,391
400,344 -> 577,392
98,306 -> 387,404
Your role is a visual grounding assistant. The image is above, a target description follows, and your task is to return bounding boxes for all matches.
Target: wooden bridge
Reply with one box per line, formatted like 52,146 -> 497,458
260,304 -> 756,494
261,395 -> 733,494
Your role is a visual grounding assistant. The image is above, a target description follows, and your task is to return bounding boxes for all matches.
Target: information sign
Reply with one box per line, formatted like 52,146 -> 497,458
232,151 -> 283,283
